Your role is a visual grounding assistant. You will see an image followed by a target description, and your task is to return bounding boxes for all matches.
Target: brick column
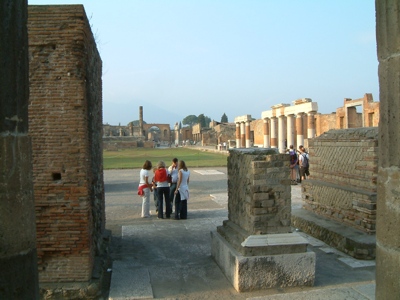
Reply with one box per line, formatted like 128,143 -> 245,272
278,115 -> 286,153
376,1 -> 400,298
235,122 -> 241,148
307,111 -> 316,139
296,113 -> 304,147
240,122 -> 246,148
0,0 -> 39,298
270,117 -> 277,148
286,114 -> 295,148
245,120 -> 251,148
263,118 -> 270,148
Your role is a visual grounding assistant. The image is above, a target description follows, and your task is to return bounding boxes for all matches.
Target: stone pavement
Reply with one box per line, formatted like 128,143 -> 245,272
105,168 -> 375,299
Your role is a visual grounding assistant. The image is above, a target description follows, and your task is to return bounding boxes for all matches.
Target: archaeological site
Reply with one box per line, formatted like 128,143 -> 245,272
1,1 -> 400,299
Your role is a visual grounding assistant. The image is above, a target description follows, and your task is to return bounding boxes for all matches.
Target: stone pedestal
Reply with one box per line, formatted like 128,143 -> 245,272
211,231 -> 315,292
211,148 -> 315,292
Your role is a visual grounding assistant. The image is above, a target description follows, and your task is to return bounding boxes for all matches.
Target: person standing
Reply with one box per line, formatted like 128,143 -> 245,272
168,158 -> 179,212
154,160 -> 171,219
287,145 -> 298,185
138,160 -> 153,218
174,160 -> 190,220
298,145 -> 310,181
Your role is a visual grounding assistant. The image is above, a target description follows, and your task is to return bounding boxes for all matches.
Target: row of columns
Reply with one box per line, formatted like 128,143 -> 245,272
235,112 -> 316,151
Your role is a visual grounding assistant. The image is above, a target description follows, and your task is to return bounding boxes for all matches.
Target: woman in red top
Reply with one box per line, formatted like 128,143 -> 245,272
154,160 -> 171,219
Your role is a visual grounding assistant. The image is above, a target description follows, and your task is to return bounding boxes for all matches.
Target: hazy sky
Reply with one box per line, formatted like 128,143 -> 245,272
28,0 -> 378,127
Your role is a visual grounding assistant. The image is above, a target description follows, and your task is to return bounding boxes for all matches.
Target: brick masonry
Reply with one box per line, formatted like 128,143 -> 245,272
28,5 -> 105,283
301,128 -> 378,234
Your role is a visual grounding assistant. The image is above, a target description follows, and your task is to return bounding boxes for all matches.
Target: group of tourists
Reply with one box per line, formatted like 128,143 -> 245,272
138,158 -> 190,220
287,145 -> 310,185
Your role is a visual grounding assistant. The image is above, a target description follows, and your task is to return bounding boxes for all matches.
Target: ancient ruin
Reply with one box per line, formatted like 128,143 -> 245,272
27,5 -> 108,297
234,93 -> 379,152
292,128 -> 378,260
211,149 -> 315,291
2,1 -> 400,299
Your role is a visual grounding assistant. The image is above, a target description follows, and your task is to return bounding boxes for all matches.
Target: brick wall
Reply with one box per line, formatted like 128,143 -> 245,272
302,128 -> 378,233
28,5 -> 104,282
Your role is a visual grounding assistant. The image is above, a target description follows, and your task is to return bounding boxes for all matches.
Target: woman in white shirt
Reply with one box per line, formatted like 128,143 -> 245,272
138,160 -> 153,218
174,160 -> 190,220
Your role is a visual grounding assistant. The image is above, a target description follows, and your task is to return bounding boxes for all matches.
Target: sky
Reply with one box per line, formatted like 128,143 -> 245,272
28,0 -> 378,127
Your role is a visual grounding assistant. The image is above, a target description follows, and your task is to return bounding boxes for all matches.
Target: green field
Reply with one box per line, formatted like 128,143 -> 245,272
103,147 -> 228,169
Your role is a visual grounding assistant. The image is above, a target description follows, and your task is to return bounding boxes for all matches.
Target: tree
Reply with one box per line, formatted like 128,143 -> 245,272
198,114 -> 206,128
221,113 -> 228,123
182,115 -> 198,127
204,116 -> 211,127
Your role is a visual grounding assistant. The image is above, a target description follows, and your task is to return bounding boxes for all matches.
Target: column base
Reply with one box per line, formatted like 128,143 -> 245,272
211,230 -> 315,292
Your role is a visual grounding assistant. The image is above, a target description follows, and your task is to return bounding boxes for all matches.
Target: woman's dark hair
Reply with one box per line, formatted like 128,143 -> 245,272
143,160 -> 152,170
178,160 -> 188,171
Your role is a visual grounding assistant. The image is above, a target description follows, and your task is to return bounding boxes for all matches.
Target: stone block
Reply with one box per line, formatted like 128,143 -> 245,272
211,231 -> 315,292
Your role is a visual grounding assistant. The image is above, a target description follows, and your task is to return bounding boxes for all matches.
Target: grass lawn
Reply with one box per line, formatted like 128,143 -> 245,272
103,147 -> 228,169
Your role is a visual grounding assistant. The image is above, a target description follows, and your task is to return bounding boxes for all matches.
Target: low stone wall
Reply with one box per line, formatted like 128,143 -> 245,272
103,137 -> 154,150
303,128 -> 378,234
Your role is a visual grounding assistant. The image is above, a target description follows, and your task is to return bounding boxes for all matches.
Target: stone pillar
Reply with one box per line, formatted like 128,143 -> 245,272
235,122 -> 241,148
286,114 -> 295,148
307,111 -> 316,139
211,149 -> 315,292
376,1 -> 400,298
263,118 -> 270,148
139,106 -> 143,133
296,113 -> 304,147
245,120 -> 251,148
278,115 -> 286,153
270,117 -> 277,148
240,122 -> 246,148
0,0 -> 39,298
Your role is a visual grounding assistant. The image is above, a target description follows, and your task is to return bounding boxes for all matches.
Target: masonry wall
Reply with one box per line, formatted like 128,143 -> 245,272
301,128 -> 378,233
0,1 -> 40,298
227,149 -> 291,234
28,5 -> 104,282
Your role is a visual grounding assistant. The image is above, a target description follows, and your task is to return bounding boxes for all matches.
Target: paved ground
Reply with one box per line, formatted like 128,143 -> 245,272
103,167 -> 375,300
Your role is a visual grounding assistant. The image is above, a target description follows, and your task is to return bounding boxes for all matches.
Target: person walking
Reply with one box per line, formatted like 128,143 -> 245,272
138,160 -> 153,218
154,160 -> 171,219
168,158 -> 179,212
174,160 -> 190,220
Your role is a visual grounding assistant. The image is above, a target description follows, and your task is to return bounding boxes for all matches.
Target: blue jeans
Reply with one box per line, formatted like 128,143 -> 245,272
157,186 -> 170,218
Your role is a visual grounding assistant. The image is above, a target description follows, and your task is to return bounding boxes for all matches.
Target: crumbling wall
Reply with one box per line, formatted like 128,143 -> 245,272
302,128 -> 378,234
28,5 -> 104,283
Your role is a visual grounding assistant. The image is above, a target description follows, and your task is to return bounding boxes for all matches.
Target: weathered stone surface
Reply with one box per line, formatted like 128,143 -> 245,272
28,5 -> 106,285
303,128 -> 378,233
0,0 -> 39,298
211,231 -> 315,292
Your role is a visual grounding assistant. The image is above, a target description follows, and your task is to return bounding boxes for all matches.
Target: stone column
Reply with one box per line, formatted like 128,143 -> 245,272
296,113 -> 304,147
240,122 -> 246,148
278,115 -> 286,153
270,117 -> 277,148
235,122 -> 241,148
263,118 -> 270,148
307,111 -> 316,139
286,114 -> 295,148
245,120 -> 251,148
376,1 -> 400,298
0,0 -> 39,298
